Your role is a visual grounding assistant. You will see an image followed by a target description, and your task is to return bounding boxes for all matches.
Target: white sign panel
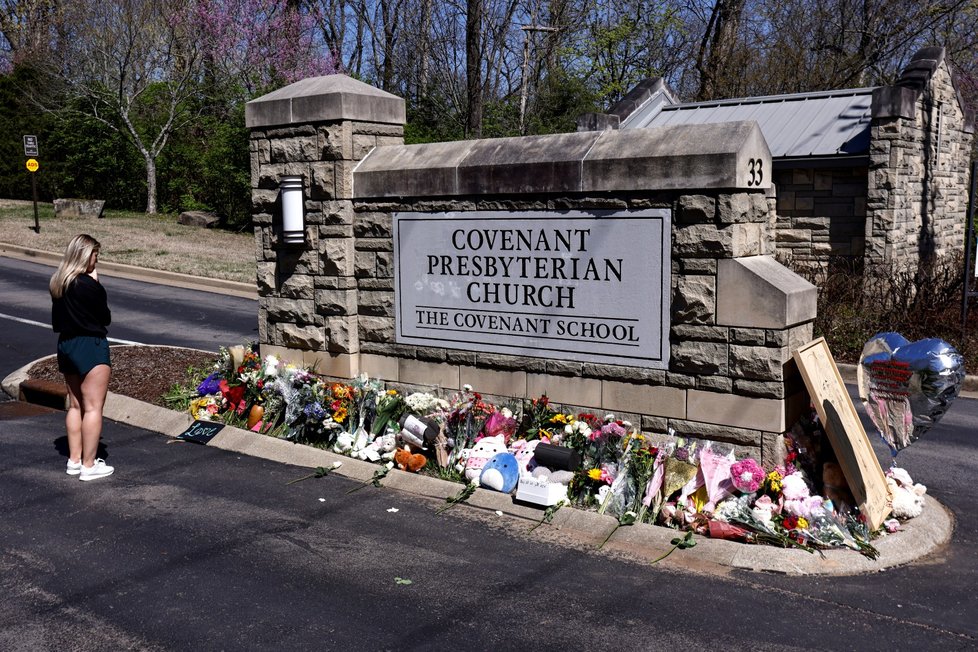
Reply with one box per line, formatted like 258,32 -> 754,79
394,210 -> 671,368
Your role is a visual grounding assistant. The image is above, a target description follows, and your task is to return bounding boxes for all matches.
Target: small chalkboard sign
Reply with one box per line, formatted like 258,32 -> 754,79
176,420 -> 224,444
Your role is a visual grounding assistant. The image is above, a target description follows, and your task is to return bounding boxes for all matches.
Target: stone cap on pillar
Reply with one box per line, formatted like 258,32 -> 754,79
354,120 -> 772,197
245,75 -> 406,129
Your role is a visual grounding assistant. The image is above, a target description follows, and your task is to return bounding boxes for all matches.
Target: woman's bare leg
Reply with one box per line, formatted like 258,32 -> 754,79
77,364 -> 111,467
63,373 -> 83,463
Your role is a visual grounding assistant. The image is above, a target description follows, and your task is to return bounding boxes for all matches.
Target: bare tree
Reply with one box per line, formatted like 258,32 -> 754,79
51,0 -> 200,214
690,0 -> 978,99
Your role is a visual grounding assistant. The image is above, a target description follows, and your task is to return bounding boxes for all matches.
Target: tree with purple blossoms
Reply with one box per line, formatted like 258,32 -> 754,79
39,0 -> 335,215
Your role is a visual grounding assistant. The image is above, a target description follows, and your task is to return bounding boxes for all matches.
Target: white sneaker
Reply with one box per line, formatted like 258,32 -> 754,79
79,459 -> 114,481
66,459 -> 82,476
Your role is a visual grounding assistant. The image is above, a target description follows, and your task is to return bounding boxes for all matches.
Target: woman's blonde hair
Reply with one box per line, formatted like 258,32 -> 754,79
49,234 -> 100,299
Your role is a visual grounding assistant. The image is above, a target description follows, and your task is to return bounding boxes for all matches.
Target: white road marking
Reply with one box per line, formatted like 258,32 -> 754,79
0,312 -> 144,345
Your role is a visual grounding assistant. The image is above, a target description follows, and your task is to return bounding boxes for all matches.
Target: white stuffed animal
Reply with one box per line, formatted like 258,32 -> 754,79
886,466 -> 927,519
333,431 -> 355,455
362,432 -> 397,462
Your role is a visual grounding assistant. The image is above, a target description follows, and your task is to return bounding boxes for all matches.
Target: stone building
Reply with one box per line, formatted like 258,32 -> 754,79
598,46 -> 975,272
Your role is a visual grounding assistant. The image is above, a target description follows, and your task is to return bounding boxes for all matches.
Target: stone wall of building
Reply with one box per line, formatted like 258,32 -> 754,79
773,167 -> 868,267
246,78 -> 817,465
868,52 -> 976,270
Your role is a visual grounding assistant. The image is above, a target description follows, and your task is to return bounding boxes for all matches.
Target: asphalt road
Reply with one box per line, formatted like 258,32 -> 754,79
0,257 -> 258,370
2,255 -> 977,649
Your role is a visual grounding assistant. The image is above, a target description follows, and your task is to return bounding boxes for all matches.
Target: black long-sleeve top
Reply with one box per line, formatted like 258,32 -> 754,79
52,274 -> 111,337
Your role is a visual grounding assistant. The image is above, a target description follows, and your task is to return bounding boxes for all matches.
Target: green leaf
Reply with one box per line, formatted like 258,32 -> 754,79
436,483 -> 476,514
529,500 -> 566,532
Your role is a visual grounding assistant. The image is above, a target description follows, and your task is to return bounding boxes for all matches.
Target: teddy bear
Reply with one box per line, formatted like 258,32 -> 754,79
361,432 -> 397,463
886,466 -> 927,519
462,435 -> 507,482
333,431 -> 355,456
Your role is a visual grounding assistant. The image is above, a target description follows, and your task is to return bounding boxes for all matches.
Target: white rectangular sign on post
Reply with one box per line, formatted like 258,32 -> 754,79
393,210 -> 671,368
23,135 -> 38,157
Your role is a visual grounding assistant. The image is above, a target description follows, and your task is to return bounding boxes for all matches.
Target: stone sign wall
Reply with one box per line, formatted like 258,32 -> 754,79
247,76 -> 817,465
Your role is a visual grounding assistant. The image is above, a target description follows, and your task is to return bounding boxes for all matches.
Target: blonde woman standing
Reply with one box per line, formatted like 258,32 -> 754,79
50,234 -> 114,481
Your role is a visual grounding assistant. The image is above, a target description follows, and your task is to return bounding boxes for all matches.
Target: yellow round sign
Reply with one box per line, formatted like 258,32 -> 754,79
26,158 -> 39,173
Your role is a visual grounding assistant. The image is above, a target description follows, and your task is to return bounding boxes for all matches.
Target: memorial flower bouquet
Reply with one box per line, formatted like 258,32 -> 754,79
624,441 -> 659,522
189,394 -> 220,421
328,382 -> 355,428
443,385 -> 494,453
521,394 -> 559,440
371,389 -> 407,436
271,367 -> 338,442
404,391 -> 450,416
482,408 -> 518,443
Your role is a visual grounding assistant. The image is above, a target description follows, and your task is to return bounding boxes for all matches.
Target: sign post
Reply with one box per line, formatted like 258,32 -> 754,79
24,136 -> 40,234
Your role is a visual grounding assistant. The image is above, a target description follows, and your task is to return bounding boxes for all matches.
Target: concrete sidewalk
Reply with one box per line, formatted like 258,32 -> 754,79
2,357 -> 955,577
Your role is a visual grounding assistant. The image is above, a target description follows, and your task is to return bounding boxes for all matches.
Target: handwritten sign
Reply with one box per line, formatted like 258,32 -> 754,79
176,420 -> 224,444
393,209 -> 671,368
792,338 -> 892,530
864,359 -> 913,400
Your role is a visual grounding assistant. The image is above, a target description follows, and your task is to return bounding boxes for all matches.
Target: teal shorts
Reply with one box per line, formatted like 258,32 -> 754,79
57,335 -> 111,376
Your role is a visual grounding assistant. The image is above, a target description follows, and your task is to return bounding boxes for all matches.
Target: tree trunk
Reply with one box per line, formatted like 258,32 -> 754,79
381,0 -> 396,92
417,0 -> 432,99
145,154 -> 158,215
465,0 -> 483,139
695,0 -> 746,101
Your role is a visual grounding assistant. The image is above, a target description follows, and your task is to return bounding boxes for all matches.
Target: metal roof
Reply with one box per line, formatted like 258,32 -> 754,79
620,87 -> 875,160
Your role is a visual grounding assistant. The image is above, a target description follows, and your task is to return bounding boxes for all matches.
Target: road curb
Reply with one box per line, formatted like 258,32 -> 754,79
0,242 -> 258,300
2,358 -> 955,577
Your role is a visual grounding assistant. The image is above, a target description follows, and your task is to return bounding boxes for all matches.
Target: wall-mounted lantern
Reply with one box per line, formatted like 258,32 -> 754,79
280,175 -> 305,244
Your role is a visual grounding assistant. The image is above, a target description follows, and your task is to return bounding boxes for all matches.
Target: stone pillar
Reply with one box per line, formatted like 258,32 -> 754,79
868,50 -> 975,272
245,75 -> 406,375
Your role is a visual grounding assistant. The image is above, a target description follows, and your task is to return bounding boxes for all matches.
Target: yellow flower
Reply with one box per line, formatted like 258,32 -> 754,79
587,468 -> 602,481
386,389 -> 398,396
333,407 -> 348,423
766,470 -> 783,492
189,397 -> 212,418
551,414 -> 568,424
797,516 -> 809,530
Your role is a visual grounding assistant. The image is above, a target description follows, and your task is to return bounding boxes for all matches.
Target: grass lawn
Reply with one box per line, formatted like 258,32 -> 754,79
0,200 -> 255,284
